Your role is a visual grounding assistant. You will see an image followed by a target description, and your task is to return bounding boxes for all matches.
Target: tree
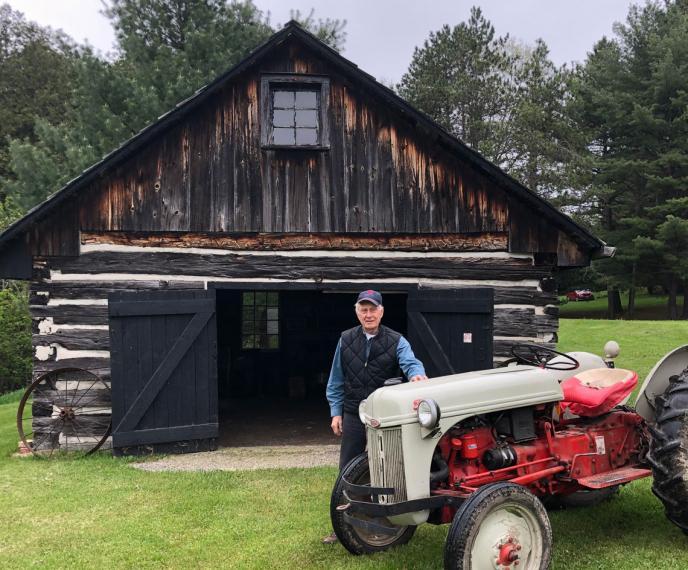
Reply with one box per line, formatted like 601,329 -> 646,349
0,4 -> 79,182
508,40 -> 579,205
398,7 -> 578,202
1,0 -> 347,212
570,0 -> 688,318
0,281 -> 31,394
288,9 -> 346,51
398,7 -> 515,159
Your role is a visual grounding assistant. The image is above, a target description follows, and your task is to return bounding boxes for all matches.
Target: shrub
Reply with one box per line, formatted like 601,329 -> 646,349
0,282 -> 31,394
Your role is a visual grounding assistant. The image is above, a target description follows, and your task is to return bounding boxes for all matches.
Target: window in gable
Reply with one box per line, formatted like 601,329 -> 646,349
261,76 -> 330,149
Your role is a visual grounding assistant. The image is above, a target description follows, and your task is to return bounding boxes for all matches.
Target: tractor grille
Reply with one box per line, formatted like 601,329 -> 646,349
367,426 -> 407,504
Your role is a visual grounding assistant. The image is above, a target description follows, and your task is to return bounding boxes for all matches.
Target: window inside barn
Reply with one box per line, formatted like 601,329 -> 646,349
261,75 -> 330,148
241,291 -> 279,349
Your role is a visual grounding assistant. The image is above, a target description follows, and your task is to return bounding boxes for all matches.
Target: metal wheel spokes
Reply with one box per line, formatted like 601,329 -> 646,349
471,502 -> 543,569
17,368 -> 112,458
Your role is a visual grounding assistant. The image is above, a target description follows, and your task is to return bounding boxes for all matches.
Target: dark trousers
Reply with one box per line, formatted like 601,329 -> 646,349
339,411 -> 367,470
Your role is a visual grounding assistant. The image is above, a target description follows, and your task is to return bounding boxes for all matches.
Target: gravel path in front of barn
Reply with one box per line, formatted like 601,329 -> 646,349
131,444 -> 340,472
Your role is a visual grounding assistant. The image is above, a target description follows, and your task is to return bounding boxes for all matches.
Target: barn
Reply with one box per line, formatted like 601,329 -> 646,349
0,22 -> 609,455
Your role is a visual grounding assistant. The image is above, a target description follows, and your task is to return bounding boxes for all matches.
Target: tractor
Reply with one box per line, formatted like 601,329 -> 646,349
330,342 -> 688,569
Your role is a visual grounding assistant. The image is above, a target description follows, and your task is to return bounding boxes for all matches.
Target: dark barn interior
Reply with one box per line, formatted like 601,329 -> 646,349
216,288 -> 407,446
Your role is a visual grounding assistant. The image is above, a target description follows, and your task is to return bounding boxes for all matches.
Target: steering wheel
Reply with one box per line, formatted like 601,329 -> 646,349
508,343 -> 579,371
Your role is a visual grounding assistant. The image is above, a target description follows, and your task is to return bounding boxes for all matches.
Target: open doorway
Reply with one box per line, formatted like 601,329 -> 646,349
215,288 -> 408,447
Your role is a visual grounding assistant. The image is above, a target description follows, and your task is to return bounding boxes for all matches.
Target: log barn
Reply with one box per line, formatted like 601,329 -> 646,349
0,22 -> 609,455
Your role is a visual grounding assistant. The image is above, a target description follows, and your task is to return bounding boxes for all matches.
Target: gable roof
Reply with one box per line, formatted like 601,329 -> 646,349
0,21 -> 605,254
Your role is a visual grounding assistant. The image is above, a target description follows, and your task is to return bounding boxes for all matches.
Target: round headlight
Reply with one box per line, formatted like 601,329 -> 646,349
358,399 -> 367,424
417,399 -> 441,429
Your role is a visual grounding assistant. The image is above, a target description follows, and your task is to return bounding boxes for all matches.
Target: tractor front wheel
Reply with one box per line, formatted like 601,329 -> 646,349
444,482 -> 552,570
648,367 -> 688,533
330,453 -> 416,555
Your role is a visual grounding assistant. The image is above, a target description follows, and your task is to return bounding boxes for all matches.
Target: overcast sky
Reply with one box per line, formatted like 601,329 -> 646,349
6,0 -> 639,84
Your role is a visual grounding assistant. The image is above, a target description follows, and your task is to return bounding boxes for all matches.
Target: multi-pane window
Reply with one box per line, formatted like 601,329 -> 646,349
241,291 -> 279,349
271,89 -> 319,146
260,75 -> 330,149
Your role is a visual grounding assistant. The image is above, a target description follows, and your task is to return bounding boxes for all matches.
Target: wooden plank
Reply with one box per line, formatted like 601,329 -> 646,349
33,331 -> 110,351
195,290 -> 214,426
493,287 -> 557,306
55,251 -> 547,281
146,297 -> 165,432
109,299 -> 214,317
81,230 -> 509,251
33,415 -> 111,437
494,339 -> 556,357
31,305 -> 108,319
34,357 -> 110,375
32,280 -> 205,300
493,309 -> 558,337
407,311 -> 454,375
408,298 -> 493,314
114,308 -> 213,433
113,423 -> 218,447
33,388 -> 111,408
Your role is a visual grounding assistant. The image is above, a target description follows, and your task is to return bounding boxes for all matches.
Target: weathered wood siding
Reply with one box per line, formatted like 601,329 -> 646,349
28,39 -> 586,263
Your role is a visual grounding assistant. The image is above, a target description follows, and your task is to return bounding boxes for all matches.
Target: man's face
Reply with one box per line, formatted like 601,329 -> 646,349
355,301 -> 384,334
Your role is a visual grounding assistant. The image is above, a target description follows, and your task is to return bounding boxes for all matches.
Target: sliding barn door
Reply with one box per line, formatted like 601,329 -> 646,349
109,290 -> 218,455
407,288 -> 493,378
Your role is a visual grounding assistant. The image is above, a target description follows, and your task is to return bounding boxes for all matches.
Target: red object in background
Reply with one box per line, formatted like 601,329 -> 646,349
566,289 -> 595,301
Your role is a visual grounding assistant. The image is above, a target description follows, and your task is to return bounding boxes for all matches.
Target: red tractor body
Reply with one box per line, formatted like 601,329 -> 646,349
430,408 -> 650,524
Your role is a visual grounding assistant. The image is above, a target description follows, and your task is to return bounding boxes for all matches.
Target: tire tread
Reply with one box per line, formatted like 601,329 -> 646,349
649,368 -> 688,532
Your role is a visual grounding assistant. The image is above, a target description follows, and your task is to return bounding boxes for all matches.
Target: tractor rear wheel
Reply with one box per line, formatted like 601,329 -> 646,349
647,367 -> 688,533
444,482 -> 552,570
330,453 -> 416,555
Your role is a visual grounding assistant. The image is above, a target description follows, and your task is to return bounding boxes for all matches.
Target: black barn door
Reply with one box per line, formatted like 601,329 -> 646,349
407,288 -> 493,377
109,290 -> 218,454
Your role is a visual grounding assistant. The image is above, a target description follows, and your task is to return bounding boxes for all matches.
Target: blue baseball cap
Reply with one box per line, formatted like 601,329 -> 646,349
356,289 -> 383,306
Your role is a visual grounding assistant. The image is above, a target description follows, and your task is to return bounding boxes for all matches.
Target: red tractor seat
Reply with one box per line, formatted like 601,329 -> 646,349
560,368 -> 638,417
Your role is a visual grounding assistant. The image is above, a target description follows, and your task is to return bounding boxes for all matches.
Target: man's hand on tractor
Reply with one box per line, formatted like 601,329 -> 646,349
331,415 -> 343,436
410,375 -> 428,382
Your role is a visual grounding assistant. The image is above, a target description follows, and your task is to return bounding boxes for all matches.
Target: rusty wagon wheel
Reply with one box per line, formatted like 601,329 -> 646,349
17,368 -> 112,457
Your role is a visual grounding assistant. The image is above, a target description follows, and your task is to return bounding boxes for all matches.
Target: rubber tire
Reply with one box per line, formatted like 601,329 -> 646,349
545,486 -> 619,509
444,482 -> 552,570
647,367 -> 688,533
330,453 -> 416,555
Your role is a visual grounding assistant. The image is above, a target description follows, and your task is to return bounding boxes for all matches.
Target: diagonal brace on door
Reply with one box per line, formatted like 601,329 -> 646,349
115,309 -> 214,433
408,311 -> 454,375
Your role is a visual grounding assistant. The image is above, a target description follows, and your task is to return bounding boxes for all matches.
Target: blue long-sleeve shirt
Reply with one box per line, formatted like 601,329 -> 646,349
325,335 -> 426,417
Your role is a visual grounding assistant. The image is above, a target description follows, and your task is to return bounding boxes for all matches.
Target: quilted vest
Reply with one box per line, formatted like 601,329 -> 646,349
340,325 -> 402,413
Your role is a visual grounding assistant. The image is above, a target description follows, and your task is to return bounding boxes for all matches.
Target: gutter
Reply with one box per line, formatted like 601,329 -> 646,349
591,245 -> 616,259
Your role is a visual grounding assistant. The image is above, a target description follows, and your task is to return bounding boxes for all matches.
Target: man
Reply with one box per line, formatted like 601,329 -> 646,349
323,289 -> 427,544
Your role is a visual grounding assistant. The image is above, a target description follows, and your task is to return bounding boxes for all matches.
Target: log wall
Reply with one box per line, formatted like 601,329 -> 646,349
30,244 -> 559,384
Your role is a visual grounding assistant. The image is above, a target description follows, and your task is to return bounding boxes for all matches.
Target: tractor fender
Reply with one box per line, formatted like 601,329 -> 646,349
635,344 -> 688,423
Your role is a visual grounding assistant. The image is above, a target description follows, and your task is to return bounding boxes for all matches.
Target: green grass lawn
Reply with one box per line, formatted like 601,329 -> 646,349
1,320 -> 688,569
560,291 -> 684,320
